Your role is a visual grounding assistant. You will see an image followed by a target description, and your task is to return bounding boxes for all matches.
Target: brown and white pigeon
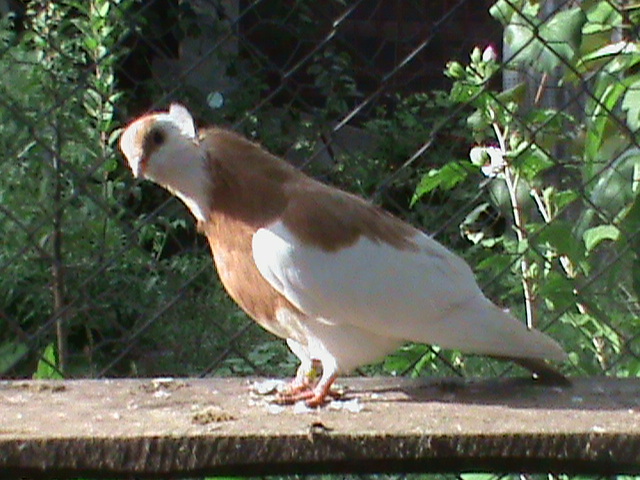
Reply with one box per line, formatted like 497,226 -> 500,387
119,104 -> 568,406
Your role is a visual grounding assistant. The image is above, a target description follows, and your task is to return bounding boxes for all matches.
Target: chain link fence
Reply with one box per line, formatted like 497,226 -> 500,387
1,0 -> 639,412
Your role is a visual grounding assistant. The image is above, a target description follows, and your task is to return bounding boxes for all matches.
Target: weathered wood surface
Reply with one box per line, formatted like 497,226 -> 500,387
1,376 -> 640,477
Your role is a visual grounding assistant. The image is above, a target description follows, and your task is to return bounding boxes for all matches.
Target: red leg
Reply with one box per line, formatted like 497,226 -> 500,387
277,373 -> 338,407
304,374 -> 338,407
277,359 -> 322,402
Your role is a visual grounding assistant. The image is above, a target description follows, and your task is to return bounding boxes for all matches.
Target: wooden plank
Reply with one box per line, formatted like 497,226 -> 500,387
1,377 -> 640,477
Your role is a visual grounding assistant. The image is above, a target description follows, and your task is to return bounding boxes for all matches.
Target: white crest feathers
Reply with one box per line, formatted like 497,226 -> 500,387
168,103 -> 197,139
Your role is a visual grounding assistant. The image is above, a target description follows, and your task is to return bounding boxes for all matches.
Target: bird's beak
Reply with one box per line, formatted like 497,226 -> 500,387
129,155 -> 148,179
132,159 -> 143,178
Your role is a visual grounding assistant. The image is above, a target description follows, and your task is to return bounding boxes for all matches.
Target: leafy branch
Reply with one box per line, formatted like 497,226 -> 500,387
413,0 -> 640,374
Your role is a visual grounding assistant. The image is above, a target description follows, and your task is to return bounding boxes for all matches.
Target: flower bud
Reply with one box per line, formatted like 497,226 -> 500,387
482,45 -> 497,62
445,61 -> 465,79
470,47 -> 482,64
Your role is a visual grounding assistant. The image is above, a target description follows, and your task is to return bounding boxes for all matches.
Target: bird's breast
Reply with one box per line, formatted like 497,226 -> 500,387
203,214 -> 307,344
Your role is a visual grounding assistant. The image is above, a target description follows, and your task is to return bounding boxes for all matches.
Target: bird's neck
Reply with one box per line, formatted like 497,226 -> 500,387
160,153 -> 212,224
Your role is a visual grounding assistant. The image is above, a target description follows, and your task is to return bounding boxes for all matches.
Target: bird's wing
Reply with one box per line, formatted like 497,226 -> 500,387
252,219 -> 567,362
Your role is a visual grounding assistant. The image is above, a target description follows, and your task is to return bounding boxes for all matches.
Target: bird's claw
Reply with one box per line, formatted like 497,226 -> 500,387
276,386 -> 324,406
276,380 -> 341,407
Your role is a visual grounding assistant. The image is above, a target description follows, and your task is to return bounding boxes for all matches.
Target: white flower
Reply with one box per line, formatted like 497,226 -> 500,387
469,145 -> 506,177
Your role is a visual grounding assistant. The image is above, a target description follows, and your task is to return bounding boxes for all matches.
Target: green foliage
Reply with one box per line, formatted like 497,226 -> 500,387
384,344 -> 437,377
491,0 -> 587,71
407,0 -> 640,378
0,1 -> 246,378
307,46 -> 362,119
412,161 -> 472,206
2,3 -> 78,371
0,341 -> 29,375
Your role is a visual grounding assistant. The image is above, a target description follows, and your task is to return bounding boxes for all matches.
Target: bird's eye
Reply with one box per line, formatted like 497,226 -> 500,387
151,129 -> 165,146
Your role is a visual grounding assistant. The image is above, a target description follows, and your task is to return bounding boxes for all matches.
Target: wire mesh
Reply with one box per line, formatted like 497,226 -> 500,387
1,0 -> 639,460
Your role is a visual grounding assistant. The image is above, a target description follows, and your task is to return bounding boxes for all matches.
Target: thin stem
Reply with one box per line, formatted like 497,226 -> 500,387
52,116 -> 67,374
493,121 -> 536,330
46,5 -> 67,373
504,165 -> 536,329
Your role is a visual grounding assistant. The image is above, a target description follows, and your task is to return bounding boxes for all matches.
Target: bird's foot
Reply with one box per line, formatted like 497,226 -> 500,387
276,386 -> 341,407
276,385 -> 323,406
278,374 -> 316,397
278,360 -> 322,397
276,375 -> 339,407
278,381 -> 312,397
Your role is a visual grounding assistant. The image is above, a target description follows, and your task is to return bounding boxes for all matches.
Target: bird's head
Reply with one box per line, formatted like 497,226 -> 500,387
119,104 -> 211,222
119,103 -> 200,183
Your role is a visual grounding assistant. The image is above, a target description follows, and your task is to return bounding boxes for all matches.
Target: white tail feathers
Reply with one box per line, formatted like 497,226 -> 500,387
424,296 -> 568,363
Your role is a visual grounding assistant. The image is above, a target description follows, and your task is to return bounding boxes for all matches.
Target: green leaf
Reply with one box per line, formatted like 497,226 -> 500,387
584,1 -> 623,34
542,187 -> 580,214
412,161 -> 470,204
537,220 -> 585,264
383,343 -> 433,376
561,312 -> 621,352
539,271 -> 576,311
633,256 -> 640,302
83,88 -> 102,118
460,475 -> 496,480
583,224 -> 620,252
588,149 -> 640,216
495,81 -> 527,105
620,357 -> 640,378
577,41 -> 640,77
505,7 -> 587,72
618,195 -> 640,298
622,78 -> 640,132
33,343 -> 64,380
83,36 -> 99,51
467,108 -> 489,131
476,253 -> 513,273
108,127 -> 123,147
514,144 -> 555,180
490,0 -> 539,25
449,80 -> 487,104
620,190 -> 640,243
103,156 -> 119,173
585,79 -> 626,164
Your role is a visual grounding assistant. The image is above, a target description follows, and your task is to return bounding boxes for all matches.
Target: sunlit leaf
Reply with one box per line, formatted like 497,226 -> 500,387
622,78 -> 640,132
583,225 -> 620,252
490,0 -> 539,25
584,1 -> 623,34
33,343 -> 63,380
412,161 -> 471,204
